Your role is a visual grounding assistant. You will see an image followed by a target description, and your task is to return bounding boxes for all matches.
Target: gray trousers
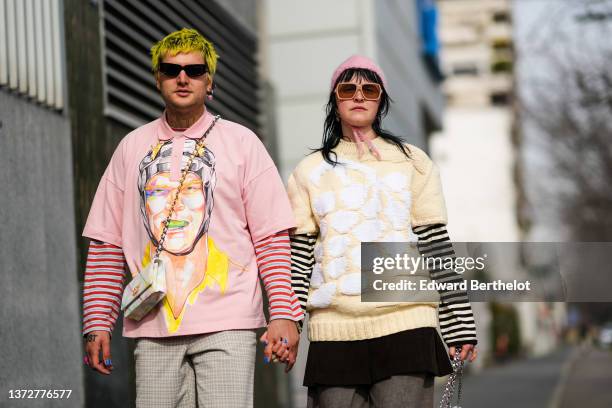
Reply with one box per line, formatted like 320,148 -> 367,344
134,330 -> 256,408
307,374 -> 434,408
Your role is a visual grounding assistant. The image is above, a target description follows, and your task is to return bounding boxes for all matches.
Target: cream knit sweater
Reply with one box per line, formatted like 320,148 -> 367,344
287,138 -> 449,341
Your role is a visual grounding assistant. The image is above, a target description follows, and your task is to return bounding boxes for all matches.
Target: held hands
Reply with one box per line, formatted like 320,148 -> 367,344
260,319 -> 300,373
83,331 -> 113,375
449,344 -> 477,362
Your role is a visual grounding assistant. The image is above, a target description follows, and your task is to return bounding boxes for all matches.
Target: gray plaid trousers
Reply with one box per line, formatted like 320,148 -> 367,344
134,329 -> 257,408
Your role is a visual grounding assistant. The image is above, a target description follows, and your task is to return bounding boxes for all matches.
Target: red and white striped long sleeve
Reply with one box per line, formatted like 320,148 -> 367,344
82,230 -> 304,335
82,241 -> 126,336
254,230 -> 304,322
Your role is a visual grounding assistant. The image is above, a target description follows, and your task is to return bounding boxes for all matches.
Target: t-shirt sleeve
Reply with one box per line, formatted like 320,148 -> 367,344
410,147 -> 448,227
286,169 -> 318,235
242,135 -> 296,243
82,142 -> 126,247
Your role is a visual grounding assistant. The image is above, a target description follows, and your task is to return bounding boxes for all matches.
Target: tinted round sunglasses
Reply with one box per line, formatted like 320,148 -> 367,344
335,82 -> 382,101
158,63 -> 208,78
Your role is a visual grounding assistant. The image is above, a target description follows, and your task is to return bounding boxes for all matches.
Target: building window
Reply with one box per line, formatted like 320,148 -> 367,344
490,92 -> 510,106
493,10 -> 511,23
492,38 -> 513,52
491,60 -> 513,73
452,63 -> 479,76
576,11 -> 612,22
492,38 -> 513,62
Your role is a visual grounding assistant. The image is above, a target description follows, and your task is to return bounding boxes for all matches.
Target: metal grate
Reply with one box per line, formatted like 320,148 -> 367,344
100,0 -> 260,131
0,0 -> 65,110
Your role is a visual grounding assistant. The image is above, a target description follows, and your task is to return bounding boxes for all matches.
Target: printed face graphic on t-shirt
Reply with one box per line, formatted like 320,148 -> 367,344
138,140 -> 231,333
144,171 -> 206,253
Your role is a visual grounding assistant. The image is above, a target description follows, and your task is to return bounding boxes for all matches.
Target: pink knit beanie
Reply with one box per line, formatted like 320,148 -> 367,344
330,55 -> 387,91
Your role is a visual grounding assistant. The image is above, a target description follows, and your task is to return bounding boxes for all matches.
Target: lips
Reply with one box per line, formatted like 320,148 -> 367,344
167,219 -> 190,230
175,90 -> 191,97
351,107 -> 367,111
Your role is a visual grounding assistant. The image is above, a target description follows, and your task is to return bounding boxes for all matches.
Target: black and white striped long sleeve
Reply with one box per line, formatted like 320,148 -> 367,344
289,233 -> 317,332
413,223 -> 478,346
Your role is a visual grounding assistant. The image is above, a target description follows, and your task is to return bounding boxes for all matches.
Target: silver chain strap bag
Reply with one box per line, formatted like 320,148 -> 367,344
439,348 -> 465,408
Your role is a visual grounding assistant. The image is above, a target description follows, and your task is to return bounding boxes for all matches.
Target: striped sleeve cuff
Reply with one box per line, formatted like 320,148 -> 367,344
254,230 -> 304,322
290,233 -> 317,332
413,224 -> 478,346
82,240 -> 126,336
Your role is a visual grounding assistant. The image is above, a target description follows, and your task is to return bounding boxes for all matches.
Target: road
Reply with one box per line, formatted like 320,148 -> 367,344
435,344 -> 612,408
558,344 -> 612,408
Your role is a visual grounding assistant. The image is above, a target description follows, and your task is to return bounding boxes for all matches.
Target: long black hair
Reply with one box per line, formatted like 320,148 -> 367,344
314,68 -> 411,165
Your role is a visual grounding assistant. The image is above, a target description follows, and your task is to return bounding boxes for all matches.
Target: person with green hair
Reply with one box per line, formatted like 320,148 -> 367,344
81,28 -> 302,407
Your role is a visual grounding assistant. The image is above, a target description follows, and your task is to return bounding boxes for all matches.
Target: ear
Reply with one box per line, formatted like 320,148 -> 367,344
154,72 -> 161,91
206,75 -> 213,94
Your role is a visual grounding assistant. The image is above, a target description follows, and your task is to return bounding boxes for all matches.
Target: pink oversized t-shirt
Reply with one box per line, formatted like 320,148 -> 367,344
83,111 -> 296,337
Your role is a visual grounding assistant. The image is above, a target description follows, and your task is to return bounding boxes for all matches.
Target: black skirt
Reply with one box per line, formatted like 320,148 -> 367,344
303,327 -> 453,387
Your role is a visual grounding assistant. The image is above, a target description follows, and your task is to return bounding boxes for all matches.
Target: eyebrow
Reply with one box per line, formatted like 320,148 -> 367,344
145,179 -> 176,190
182,180 -> 203,187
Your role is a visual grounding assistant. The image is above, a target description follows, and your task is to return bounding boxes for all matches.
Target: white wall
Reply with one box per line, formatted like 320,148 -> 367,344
431,108 -> 519,241
264,0 -> 376,179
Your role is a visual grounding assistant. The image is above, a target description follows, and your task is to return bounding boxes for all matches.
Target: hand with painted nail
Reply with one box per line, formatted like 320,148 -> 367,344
272,337 -> 291,365
83,330 -> 113,375
259,331 -> 284,364
259,331 -> 273,364
260,319 -> 300,372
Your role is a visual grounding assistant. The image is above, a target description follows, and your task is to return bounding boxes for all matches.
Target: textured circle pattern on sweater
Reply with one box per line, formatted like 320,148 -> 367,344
307,158 -> 418,308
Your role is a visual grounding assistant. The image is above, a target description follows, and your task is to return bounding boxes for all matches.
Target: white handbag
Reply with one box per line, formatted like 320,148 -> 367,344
121,258 -> 167,320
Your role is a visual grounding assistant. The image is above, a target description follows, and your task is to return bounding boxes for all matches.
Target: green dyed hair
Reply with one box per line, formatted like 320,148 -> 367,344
150,28 -> 219,76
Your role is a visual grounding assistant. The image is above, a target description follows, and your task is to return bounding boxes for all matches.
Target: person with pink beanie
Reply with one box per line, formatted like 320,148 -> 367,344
287,55 -> 478,407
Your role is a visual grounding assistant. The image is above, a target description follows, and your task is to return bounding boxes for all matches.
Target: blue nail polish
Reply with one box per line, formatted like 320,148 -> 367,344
104,359 -> 112,366
264,356 -> 270,364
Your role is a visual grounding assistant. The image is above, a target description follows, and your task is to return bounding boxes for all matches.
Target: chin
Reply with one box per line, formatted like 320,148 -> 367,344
163,94 -> 198,109
347,118 -> 374,127
170,98 -> 195,109
344,111 -> 371,121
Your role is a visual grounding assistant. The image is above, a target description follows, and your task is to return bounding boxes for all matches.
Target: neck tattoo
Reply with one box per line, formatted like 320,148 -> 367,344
166,107 -> 205,129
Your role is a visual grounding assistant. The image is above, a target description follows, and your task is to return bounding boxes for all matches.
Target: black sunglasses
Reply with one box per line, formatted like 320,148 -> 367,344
158,63 -> 208,78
